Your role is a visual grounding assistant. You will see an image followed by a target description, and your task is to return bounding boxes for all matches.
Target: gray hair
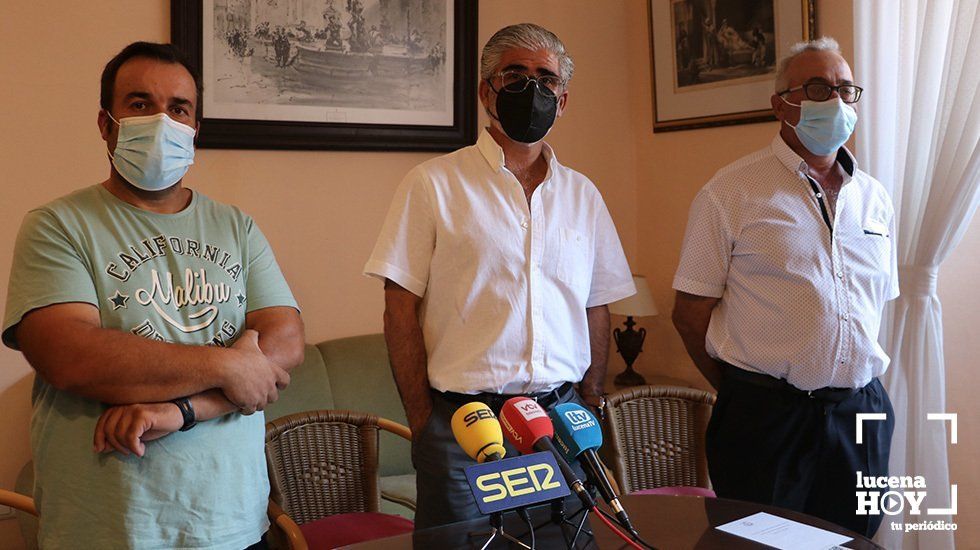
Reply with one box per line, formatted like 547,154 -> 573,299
480,23 -> 574,86
774,36 -> 842,92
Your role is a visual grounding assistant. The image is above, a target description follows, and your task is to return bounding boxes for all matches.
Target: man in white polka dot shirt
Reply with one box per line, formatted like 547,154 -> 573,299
672,37 -> 898,538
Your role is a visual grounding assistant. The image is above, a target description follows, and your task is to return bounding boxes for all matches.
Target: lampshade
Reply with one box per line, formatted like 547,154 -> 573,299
608,275 -> 659,317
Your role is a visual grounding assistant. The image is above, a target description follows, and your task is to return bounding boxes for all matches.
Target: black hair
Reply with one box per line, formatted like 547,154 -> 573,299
100,42 -> 203,120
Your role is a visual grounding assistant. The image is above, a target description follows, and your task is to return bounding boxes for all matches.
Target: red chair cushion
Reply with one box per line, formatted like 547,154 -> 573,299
298,512 -> 414,549
632,486 -> 717,498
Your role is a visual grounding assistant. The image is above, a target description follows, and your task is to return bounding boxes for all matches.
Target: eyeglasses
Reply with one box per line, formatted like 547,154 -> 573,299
778,83 -> 864,104
489,70 -> 564,97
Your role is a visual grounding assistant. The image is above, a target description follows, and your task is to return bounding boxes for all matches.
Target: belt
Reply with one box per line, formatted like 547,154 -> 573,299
722,363 -> 865,403
437,382 -> 575,413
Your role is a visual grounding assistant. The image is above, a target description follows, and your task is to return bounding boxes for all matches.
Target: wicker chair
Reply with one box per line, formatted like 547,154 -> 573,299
265,409 -> 414,549
0,488 -> 37,516
0,488 -> 37,549
601,385 -> 716,495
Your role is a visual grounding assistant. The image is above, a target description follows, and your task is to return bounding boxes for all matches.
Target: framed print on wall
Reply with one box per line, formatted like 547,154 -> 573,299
171,0 -> 478,151
649,0 -> 814,132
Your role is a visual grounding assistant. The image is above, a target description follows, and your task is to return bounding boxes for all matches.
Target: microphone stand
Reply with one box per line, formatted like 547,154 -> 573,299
569,506 -> 591,549
470,511 -> 531,550
530,497 -> 595,549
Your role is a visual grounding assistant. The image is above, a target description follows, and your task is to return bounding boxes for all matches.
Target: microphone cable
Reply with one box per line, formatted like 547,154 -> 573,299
516,508 -> 536,549
593,506 -> 644,549
594,505 -> 658,550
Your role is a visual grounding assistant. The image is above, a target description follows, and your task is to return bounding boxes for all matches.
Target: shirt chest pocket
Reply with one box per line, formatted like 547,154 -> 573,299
556,227 -> 591,288
863,218 -> 890,238
857,217 -> 892,272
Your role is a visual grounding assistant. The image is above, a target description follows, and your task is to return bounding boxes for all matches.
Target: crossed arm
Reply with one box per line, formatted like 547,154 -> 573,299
15,302 -> 305,456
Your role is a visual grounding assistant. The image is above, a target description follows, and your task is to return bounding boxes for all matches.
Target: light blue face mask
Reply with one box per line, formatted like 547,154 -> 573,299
780,96 -> 857,156
107,112 -> 196,192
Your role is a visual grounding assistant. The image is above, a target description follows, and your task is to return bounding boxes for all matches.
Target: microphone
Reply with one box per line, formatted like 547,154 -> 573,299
550,403 -> 638,536
451,402 -> 506,463
453,401 -> 570,534
499,397 -> 596,510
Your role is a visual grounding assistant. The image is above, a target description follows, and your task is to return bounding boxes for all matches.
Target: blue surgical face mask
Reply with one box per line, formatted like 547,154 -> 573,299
106,112 -> 196,192
780,96 -> 857,156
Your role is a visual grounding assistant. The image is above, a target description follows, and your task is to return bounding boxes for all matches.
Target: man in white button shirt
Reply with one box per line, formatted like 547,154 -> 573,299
365,23 -> 635,528
672,37 -> 898,538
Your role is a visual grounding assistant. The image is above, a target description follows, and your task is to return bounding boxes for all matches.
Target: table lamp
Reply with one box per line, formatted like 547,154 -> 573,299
608,275 -> 659,386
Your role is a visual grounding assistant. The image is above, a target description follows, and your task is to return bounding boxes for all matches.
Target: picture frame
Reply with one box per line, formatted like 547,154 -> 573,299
171,0 -> 478,151
648,0 -> 814,132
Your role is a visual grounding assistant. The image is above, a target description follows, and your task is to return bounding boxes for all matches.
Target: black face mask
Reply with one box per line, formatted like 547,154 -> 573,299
491,81 -> 558,144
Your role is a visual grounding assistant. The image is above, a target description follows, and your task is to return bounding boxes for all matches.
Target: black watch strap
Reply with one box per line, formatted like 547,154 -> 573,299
172,397 -> 197,432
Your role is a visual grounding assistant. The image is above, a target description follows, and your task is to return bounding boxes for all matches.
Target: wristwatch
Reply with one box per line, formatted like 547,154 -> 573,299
172,397 -> 197,432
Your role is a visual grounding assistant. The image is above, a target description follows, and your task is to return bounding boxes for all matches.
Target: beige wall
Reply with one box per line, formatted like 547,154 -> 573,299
0,0 -> 974,547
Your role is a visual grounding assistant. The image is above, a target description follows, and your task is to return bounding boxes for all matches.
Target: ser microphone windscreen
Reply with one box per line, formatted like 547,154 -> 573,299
451,402 -> 506,463
549,403 -> 603,461
499,397 -> 553,455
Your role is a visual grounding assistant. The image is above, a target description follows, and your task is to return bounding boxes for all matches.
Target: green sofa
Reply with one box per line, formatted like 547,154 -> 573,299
14,333 -> 415,548
263,333 -> 416,517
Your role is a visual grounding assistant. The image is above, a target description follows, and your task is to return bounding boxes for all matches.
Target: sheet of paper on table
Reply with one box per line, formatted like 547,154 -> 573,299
716,512 -> 854,550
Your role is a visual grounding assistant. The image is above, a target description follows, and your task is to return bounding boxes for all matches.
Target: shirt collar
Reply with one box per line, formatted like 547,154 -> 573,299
771,133 -> 858,179
476,128 -> 559,175
477,129 -> 506,172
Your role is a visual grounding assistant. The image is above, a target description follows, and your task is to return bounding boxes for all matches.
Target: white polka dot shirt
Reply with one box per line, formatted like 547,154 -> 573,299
673,134 -> 900,390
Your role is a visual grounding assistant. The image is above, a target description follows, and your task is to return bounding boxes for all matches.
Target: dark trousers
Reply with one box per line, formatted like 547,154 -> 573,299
706,367 -> 894,538
412,384 -> 589,529
243,536 -> 269,550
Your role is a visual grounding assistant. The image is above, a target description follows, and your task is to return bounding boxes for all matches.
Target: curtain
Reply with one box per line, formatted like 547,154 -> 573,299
854,1 -> 980,548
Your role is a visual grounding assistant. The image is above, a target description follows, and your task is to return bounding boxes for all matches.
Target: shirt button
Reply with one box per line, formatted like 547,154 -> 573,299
842,313 -> 849,320
520,221 -> 529,229
837,271 -> 844,278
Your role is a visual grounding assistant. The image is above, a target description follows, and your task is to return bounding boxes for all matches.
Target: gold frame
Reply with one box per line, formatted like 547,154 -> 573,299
649,0 -> 815,132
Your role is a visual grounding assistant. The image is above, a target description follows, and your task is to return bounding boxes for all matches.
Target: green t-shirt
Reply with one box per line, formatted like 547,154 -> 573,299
2,185 -> 298,549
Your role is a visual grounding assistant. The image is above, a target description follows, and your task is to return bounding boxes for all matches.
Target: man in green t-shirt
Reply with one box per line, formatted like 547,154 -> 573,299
2,42 -> 305,549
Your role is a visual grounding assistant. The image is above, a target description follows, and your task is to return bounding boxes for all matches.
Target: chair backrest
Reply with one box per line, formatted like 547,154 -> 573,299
265,410 -> 384,525
601,385 -> 716,494
265,335 -> 413,479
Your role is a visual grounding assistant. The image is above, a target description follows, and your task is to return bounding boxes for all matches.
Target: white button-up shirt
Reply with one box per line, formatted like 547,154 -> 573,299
673,134 -> 899,390
366,130 -> 635,394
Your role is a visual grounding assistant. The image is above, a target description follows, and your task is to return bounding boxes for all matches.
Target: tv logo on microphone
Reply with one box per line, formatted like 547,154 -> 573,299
515,400 -> 548,421
563,409 -> 596,431
465,452 -> 571,515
